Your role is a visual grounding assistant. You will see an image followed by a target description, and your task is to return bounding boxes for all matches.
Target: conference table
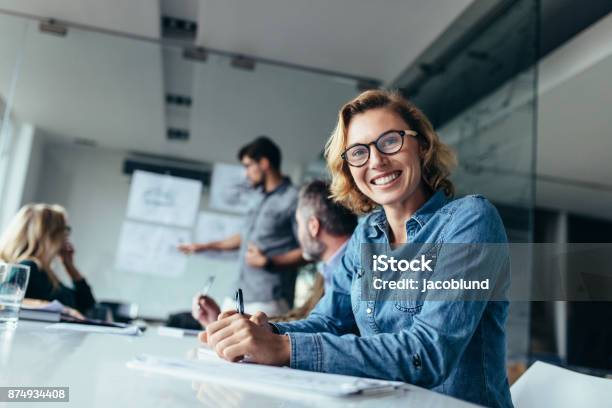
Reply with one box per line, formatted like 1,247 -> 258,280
1,321 -> 478,407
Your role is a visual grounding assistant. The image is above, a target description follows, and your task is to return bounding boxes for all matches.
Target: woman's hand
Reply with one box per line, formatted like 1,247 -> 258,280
59,239 -> 75,266
191,294 -> 221,327
62,305 -> 85,320
200,311 -> 289,366
21,299 -> 84,320
59,239 -> 84,281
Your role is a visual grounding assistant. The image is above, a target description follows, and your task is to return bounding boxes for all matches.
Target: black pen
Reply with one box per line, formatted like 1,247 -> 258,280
235,288 -> 244,315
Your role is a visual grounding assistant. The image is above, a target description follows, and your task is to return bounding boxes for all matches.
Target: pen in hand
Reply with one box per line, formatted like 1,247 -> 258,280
197,275 -> 215,310
235,288 -> 244,315
193,276 -> 219,327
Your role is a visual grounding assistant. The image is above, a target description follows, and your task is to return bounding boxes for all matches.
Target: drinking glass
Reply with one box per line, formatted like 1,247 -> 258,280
0,263 -> 30,329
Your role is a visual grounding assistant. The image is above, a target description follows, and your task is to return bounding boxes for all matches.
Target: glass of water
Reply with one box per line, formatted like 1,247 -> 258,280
0,263 -> 30,329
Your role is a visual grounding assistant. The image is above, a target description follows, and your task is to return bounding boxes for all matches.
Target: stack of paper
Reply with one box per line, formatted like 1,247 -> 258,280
46,323 -> 142,336
127,354 -> 405,398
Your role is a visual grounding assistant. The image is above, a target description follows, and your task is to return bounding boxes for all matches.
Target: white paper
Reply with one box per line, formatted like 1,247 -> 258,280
194,211 -> 244,260
127,354 -> 405,398
47,323 -> 142,336
511,361 -> 612,407
209,163 -> 259,214
126,170 -> 202,227
157,326 -> 201,338
115,221 -> 190,277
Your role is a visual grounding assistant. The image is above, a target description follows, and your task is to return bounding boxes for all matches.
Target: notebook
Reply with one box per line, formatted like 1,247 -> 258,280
19,307 -> 62,323
127,353 -> 406,398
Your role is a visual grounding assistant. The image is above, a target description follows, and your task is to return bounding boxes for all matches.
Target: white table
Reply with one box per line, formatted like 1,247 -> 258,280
0,321 -> 478,407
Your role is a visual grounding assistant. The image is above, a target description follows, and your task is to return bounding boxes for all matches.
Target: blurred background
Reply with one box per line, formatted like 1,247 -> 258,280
0,0 -> 611,377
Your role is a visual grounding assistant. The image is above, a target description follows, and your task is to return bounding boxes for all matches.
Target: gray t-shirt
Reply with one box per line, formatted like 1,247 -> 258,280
237,177 -> 300,304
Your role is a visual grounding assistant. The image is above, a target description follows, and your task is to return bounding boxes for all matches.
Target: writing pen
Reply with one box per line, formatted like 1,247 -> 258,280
197,275 -> 215,310
235,288 -> 244,315
235,288 -> 252,362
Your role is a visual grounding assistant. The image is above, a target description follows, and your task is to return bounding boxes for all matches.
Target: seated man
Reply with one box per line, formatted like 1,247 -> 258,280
192,180 -> 357,326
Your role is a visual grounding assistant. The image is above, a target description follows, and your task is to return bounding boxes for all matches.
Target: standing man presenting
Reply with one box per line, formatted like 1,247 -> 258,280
178,136 -> 304,315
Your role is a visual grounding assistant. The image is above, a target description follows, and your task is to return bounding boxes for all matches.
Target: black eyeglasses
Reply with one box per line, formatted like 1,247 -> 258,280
341,129 -> 418,167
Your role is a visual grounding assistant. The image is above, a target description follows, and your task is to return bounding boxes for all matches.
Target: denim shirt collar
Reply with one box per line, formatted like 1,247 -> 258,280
367,189 -> 449,238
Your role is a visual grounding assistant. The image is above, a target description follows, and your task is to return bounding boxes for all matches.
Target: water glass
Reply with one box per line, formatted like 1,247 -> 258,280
0,263 -> 30,329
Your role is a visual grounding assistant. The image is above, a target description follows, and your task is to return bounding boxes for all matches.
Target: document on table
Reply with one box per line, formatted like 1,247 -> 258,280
127,352 -> 406,398
46,323 -> 142,336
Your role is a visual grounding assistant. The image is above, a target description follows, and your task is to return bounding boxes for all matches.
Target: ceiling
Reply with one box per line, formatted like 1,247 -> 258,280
0,0 -> 474,84
194,0 -> 473,83
0,0 -> 160,38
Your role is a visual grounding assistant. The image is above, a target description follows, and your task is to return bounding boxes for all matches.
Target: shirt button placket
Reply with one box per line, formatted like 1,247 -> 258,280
366,300 -> 377,332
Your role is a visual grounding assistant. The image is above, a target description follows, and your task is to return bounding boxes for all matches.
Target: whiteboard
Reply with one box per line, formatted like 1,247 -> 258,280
126,170 -> 202,228
208,163 -> 259,214
115,221 -> 190,278
194,211 -> 244,261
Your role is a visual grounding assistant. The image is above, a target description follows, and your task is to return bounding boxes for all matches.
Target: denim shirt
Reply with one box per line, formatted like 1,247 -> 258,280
273,190 -> 513,408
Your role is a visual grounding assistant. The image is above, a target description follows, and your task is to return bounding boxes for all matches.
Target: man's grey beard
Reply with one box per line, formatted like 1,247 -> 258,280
301,232 -> 326,262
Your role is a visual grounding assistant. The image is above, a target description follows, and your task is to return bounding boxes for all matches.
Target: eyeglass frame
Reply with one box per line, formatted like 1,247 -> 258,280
340,129 -> 418,167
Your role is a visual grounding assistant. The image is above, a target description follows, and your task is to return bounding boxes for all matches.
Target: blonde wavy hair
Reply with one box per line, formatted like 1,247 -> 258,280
325,90 -> 457,214
0,204 -> 68,288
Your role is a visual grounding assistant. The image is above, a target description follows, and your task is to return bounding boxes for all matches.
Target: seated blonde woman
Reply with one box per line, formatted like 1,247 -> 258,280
0,204 -> 96,314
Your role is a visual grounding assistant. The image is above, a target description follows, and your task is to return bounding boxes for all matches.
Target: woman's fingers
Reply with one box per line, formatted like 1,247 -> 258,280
218,310 -> 239,320
250,311 -> 269,327
207,316 -> 249,353
222,340 -> 250,363
207,311 -> 241,334
215,327 -> 250,361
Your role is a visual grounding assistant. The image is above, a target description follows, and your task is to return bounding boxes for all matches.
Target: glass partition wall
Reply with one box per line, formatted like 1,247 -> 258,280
0,14 -> 28,228
393,0 -> 540,362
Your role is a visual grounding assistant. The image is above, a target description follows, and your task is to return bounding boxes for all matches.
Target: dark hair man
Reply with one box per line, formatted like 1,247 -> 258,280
179,136 -> 304,315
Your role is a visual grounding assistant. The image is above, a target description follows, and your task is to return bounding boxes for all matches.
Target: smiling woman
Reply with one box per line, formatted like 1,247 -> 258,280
203,90 -> 513,408
326,90 -> 456,217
